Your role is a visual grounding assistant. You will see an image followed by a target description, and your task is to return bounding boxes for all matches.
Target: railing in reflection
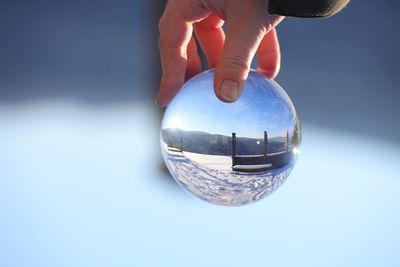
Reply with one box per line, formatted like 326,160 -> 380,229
231,131 -> 294,172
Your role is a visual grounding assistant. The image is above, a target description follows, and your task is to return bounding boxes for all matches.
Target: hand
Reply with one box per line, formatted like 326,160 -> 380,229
156,0 -> 284,107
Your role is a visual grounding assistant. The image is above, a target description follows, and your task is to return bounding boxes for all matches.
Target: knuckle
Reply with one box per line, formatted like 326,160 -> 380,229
221,56 -> 250,74
249,19 -> 269,38
158,15 -> 167,32
181,0 -> 208,22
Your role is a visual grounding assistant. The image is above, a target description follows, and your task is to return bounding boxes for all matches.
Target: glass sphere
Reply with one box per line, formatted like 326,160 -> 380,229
160,69 -> 301,206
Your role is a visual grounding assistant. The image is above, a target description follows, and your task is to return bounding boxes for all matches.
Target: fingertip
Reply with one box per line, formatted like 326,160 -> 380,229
155,91 -> 167,107
155,94 -> 167,107
156,75 -> 184,107
257,28 -> 281,80
257,64 -> 280,80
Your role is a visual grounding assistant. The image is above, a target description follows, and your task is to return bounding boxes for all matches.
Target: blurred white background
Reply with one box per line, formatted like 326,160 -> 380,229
1,1 -> 399,266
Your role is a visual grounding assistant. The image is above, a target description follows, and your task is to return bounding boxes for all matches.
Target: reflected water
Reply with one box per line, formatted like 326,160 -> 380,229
161,70 -> 301,206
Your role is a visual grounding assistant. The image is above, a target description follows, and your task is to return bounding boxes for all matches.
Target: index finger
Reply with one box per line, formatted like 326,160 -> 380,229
156,5 -> 193,107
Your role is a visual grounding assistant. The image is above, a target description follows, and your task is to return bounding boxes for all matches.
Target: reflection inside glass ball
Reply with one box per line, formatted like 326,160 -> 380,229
160,69 -> 301,206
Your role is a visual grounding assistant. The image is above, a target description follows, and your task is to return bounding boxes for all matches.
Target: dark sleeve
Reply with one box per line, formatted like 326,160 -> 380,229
268,0 -> 350,18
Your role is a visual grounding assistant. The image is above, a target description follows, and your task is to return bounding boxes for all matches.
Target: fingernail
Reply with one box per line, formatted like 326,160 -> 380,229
155,98 -> 166,108
155,98 -> 161,107
220,80 -> 239,102
155,91 -> 166,107
154,95 -> 161,106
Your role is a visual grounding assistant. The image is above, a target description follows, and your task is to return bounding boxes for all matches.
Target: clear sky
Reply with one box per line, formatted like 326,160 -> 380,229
162,70 -> 298,139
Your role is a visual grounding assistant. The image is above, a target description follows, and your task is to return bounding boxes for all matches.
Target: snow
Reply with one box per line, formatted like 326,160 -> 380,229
183,151 -> 232,171
161,145 -> 293,206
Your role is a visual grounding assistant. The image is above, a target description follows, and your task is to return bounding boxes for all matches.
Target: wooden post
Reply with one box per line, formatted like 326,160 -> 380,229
180,137 -> 183,152
263,131 -> 268,164
286,130 -> 289,152
232,133 -> 236,167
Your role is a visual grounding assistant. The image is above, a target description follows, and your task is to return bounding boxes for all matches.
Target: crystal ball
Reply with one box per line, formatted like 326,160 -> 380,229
160,69 -> 301,206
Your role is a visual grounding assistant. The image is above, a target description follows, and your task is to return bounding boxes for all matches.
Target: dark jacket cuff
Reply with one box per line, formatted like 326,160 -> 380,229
268,0 -> 350,18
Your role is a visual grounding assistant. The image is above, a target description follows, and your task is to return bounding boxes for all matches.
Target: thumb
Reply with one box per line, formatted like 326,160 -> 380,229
214,1 -> 270,103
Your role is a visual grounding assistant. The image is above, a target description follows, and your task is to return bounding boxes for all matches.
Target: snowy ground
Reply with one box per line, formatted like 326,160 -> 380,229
183,151 -> 231,171
161,143 -> 293,206
182,150 -> 292,171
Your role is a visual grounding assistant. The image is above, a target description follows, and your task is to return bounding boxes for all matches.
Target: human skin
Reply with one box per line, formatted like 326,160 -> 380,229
156,0 -> 284,107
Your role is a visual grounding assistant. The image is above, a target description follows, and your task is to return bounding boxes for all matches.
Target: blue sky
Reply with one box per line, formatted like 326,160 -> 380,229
162,70 -> 298,139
